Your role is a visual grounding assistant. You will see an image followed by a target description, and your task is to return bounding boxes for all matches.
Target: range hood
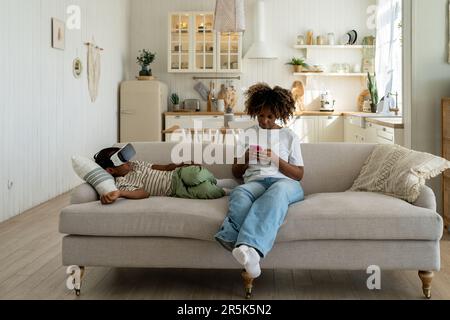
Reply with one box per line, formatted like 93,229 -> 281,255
244,0 -> 277,60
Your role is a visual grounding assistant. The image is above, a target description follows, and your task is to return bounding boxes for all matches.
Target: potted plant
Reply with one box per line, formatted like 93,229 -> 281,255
286,57 -> 309,73
367,73 -> 379,113
137,49 -> 156,77
170,93 -> 180,111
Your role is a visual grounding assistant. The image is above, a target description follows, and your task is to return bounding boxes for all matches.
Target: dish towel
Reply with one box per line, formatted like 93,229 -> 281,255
87,43 -> 101,102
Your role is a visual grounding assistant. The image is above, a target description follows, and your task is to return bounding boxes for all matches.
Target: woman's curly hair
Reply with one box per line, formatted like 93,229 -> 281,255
245,83 -> 295,125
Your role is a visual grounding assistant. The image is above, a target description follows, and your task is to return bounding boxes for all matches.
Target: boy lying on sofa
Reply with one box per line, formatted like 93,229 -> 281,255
94,146 -> 225,205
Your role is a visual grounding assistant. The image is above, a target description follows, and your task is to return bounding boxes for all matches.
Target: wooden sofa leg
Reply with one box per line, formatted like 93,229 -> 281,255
418,271 -> 434,299
66,266 -> 85,296
241,271 -> 255,300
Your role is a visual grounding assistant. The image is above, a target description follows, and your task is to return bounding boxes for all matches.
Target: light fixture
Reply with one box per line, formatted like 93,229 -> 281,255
213,0 -> 246,33
244,0 -> 277,59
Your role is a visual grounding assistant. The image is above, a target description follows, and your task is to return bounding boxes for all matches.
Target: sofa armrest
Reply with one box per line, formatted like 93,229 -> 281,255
71,183 -> 99,205
413,185 -> 437,211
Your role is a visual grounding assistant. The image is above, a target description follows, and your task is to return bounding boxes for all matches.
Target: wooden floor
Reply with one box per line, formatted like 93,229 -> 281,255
1,193 -> 450,300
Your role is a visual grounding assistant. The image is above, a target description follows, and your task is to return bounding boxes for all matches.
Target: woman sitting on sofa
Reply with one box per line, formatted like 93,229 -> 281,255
215,83 -> 305,279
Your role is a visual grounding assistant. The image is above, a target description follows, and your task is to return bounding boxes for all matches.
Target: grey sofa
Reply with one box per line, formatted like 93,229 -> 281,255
60,142 -> 444,299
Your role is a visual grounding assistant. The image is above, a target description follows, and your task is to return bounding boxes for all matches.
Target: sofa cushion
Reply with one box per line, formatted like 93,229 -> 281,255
350,144 -> 450,203
280,192 -> 443,242
60,192 -> 443,242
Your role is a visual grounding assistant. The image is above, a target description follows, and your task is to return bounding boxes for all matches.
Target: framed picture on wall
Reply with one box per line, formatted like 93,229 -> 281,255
51,18 -> 65,50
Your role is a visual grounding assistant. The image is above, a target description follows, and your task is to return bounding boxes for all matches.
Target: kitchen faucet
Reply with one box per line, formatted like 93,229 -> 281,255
388,92 -> 400,116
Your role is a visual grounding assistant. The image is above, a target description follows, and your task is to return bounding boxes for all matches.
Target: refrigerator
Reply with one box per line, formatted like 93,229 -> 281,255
120,80 -> 168,143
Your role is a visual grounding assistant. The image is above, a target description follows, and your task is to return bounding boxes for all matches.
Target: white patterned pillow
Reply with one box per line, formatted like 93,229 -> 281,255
72,156 -> 118,196
350,144 -> 450,203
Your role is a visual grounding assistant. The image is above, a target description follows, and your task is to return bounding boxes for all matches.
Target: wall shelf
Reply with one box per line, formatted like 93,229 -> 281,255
293,72 -> 369,85
294,45 -> 375,49
293,72 -> 367,77
294,44 -> 375,59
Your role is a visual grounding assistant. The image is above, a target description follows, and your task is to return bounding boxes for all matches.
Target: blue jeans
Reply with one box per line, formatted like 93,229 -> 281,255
214,178 -> 304,258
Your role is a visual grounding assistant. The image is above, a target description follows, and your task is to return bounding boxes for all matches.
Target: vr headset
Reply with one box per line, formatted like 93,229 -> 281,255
110,143 -> 136,167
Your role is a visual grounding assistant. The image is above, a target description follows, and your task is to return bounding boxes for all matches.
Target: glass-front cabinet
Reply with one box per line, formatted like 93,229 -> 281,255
217,32 -> 242,72
168,12 -> 242,73
169,13 -> 191,71
194,13 -> 215,72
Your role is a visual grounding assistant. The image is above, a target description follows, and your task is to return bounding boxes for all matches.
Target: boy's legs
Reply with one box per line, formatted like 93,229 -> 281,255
214,181 -> 267,251
185,181 -> 225,199
178,166 -> 217,186
172,166 -> 224,199
235,179 -> 304,257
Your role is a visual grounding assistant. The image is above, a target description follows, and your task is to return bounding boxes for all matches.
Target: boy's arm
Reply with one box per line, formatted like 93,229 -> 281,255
101,189 -> 150,205
120,189 -> 150,200
151,162 -> 200,172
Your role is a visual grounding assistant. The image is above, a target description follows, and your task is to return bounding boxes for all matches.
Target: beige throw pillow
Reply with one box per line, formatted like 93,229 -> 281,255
350,144 -> 450,203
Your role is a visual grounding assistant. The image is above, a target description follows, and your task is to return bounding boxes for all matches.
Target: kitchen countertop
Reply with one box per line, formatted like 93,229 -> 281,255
164,111 -> 404,129
366,117 -> 404,129
165,112 -> 248,116
166,111 -> 361,116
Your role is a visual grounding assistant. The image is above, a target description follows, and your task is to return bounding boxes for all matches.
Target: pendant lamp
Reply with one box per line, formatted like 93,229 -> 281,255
214,0 -> 246,32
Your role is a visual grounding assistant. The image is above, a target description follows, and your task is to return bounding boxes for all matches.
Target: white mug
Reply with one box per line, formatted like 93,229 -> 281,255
217,99 -> 225,112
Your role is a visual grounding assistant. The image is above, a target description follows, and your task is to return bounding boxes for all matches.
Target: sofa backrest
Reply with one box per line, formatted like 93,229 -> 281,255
300,143 -> 375,195
116,142 -> 376,195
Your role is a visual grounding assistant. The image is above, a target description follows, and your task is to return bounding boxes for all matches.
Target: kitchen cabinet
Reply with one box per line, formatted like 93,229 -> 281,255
165,114 -> 228,142
165,115 -> 195,142
191,115 -> 224,129
168,12 -> 242,73
290,116 -> 318,143
290,115 -> 343,143
318,116 -> 344,142
344,116 -> 404,145
164,114 -> 256,142
169,13 -> 192,72
368,123 -> 404,145
364,122 -> 378,143
344,116 -> 366,143
217,32 -> 243,73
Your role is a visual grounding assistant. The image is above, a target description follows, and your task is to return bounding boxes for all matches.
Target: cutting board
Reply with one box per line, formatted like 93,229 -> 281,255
292,81 -> 305,112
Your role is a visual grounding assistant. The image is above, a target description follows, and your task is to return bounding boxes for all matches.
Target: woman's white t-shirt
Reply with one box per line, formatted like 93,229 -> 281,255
238,125 -> 304,183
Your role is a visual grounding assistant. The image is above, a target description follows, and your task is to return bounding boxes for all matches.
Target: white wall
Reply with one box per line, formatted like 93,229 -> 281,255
130,0 -> 376,112
0,0 -> 131,223
405,0 -> 450,214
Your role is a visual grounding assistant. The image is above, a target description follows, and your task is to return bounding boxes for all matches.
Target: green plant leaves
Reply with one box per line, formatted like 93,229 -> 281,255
137,49 -> 156,67
286,57 -> 308,67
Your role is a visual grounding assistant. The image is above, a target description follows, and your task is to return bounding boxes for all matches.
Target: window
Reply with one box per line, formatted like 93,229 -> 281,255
375,0 -> 403,114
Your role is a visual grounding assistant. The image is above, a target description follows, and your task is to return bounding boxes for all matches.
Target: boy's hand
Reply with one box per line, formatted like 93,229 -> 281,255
101,190 -> 121,205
